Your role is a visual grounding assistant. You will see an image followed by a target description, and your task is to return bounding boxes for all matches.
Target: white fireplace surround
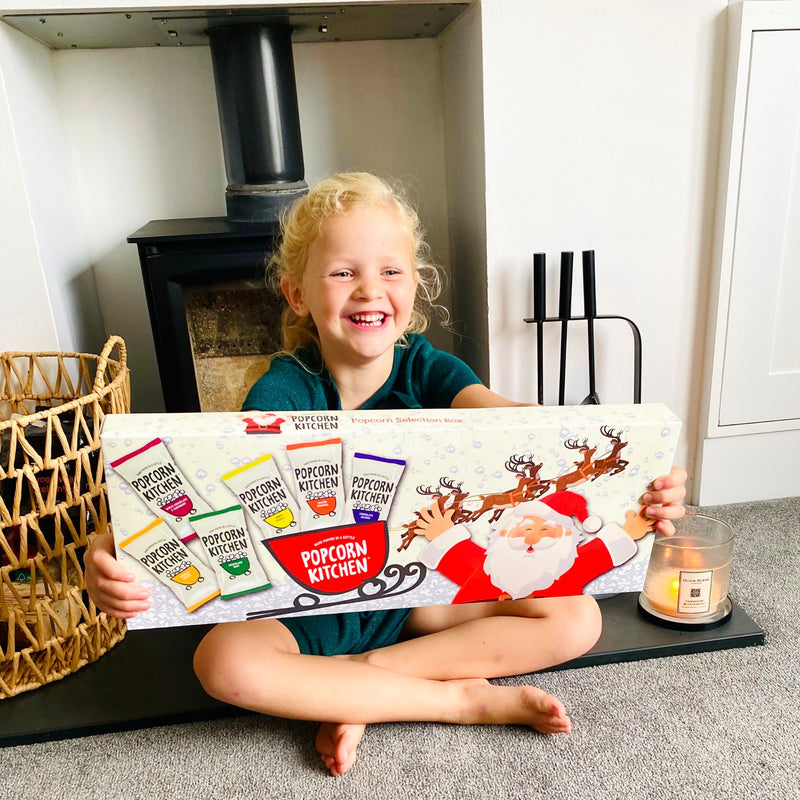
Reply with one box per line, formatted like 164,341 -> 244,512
3,0 -> 797,505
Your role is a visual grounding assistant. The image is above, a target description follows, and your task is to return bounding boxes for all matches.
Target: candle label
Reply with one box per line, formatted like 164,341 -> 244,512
678,569 -> 713,614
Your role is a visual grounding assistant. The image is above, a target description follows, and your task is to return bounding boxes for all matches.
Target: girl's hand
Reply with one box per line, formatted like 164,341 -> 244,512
84,531 -> 150,619
641,465 -> 688,535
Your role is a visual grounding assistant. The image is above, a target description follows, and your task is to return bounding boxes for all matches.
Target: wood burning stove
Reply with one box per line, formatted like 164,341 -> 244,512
130,22 -> 305,413
129,217 -> 281,413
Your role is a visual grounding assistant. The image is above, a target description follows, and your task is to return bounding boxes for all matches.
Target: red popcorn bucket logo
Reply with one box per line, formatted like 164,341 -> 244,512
264,521 -> 388,594
161,493 -> 194,519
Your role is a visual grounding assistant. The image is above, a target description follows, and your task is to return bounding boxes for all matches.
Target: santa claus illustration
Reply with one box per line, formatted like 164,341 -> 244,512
242,413 -> 286,435
416,491 -> 654,602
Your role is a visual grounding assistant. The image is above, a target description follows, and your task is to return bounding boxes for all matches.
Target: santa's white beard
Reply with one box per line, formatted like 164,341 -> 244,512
484,532 -> 579,599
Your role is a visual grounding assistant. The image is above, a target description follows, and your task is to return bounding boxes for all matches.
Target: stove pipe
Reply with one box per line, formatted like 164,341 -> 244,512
208,23 -> 307,223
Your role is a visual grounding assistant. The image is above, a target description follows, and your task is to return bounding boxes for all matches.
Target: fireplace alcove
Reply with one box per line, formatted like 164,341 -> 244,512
111,5 -> 477,413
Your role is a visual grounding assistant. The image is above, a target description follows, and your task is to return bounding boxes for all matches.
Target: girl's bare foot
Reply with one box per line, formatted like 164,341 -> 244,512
452,679 -> 572,734
315,722 -> 367,777
519,685 -> 572,734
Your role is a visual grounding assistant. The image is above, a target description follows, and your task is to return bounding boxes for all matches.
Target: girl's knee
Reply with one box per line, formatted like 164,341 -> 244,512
193,620 -> 295,704
193,625 -> 241,701
548,595 -> 602,657
571,595 -> 603,653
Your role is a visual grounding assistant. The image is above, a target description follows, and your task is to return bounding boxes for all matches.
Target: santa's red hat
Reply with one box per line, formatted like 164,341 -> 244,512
539,491 -> 589,523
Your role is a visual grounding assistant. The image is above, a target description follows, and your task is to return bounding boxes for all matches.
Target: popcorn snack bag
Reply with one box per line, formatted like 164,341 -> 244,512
101,405 -> 681,630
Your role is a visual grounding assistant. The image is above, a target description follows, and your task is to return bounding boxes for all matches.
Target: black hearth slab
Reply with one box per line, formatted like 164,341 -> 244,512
551,593 -> 764,672
0,624 -> 237,749
0,594 -> 764,747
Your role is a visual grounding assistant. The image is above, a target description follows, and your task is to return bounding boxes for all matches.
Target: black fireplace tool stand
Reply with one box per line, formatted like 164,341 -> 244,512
524,250 -> 643,405
522,313 -> 643,405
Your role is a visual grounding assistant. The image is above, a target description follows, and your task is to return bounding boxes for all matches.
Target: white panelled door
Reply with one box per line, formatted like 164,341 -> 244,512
719,28 -> 800,427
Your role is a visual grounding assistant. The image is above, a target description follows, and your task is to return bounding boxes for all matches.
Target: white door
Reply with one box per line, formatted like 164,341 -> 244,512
718,29 -> 800,427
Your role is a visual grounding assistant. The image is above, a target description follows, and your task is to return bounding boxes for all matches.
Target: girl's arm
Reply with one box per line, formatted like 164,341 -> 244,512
450,383 -> 533,409
450,382 -> 687,535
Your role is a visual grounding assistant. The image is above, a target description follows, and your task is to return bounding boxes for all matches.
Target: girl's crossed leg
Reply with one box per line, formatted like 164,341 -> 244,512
193,595 -> 601,776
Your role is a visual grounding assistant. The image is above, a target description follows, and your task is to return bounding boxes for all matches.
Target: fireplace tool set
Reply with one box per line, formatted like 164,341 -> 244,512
523,250 -> 642,406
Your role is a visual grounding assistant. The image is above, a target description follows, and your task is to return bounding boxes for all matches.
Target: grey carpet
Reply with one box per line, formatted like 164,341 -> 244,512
1,497 -> 795,800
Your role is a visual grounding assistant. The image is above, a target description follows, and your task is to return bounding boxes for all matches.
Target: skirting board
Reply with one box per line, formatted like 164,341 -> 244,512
696,430 -> 800,505
0,593 -> 764,748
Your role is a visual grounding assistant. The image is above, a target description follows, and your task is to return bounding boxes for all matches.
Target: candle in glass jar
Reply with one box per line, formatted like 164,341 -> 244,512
642,533 -> 733,618
640,514 -> 734,625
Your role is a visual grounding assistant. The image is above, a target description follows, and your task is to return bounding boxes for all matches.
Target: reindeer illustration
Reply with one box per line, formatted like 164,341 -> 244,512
552,438 -> 597,493
398,477 -> 470,551
588,426 -> 629,479
468,454 -> 550,524
506,453 -> 552,501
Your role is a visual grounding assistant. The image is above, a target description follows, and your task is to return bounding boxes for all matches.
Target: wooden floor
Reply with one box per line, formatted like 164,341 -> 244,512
0,593 -> 764,747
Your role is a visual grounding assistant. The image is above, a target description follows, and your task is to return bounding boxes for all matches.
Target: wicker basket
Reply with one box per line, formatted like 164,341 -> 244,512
0,336 -> 130,698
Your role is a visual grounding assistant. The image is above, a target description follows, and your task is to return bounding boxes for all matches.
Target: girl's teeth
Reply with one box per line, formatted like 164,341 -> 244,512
351,313 -> 385,327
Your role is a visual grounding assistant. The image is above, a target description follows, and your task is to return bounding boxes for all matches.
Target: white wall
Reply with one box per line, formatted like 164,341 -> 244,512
480,0 -> 729,489
0,22 -> 102,354
439,2 -> 489,381
0,28 -> 55,353
51,36 -> 452,411
53,45 -> 227,410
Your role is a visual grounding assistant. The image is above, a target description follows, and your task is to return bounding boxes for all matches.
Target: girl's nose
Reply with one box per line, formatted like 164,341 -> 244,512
355,274 -> 383,299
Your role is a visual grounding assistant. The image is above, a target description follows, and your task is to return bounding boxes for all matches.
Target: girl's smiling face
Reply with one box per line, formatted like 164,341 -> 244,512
281,204 -> 419,369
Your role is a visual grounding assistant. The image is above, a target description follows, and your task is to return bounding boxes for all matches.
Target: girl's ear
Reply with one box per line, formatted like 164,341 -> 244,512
281,276 -> 309,317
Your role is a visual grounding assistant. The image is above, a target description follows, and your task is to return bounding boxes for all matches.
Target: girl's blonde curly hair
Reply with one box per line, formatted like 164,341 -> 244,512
269,171 -> 447,355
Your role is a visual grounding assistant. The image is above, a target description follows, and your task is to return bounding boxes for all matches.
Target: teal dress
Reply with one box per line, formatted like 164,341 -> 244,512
242,334 -> 481,656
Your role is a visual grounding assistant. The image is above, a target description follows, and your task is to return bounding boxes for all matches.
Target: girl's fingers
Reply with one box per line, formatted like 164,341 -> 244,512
91,582 -> 150,618
84,531 -> 148,618
95,574 -> 149,601
98,599 -> 149,618
651,466 -> 688,492
643,465 -> 688,536
90,547 -> 137,583
644,466 -> 688,507
654,519 -> 676,536
643,485 -> 686,507
646,502 -> 685,520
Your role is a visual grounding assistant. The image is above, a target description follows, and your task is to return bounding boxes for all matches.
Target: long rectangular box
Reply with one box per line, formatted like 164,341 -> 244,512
101,404 -> 681,629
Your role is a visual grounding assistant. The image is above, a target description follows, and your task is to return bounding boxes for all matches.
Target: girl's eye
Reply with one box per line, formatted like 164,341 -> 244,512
330,270 -> 353,279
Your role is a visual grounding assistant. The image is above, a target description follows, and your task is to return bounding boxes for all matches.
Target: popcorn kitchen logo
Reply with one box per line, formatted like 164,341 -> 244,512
301,537 -> 370,585
241,477 -> 291,517
131,461 -> 183,502
139,537 -> 187,577
292,414 -> 340,431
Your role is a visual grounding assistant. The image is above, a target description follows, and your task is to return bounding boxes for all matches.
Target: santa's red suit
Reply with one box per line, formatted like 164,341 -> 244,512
419,491 -> 637,603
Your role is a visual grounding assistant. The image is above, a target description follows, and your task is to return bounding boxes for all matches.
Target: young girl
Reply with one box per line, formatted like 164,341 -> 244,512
86,172 -> 687,778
